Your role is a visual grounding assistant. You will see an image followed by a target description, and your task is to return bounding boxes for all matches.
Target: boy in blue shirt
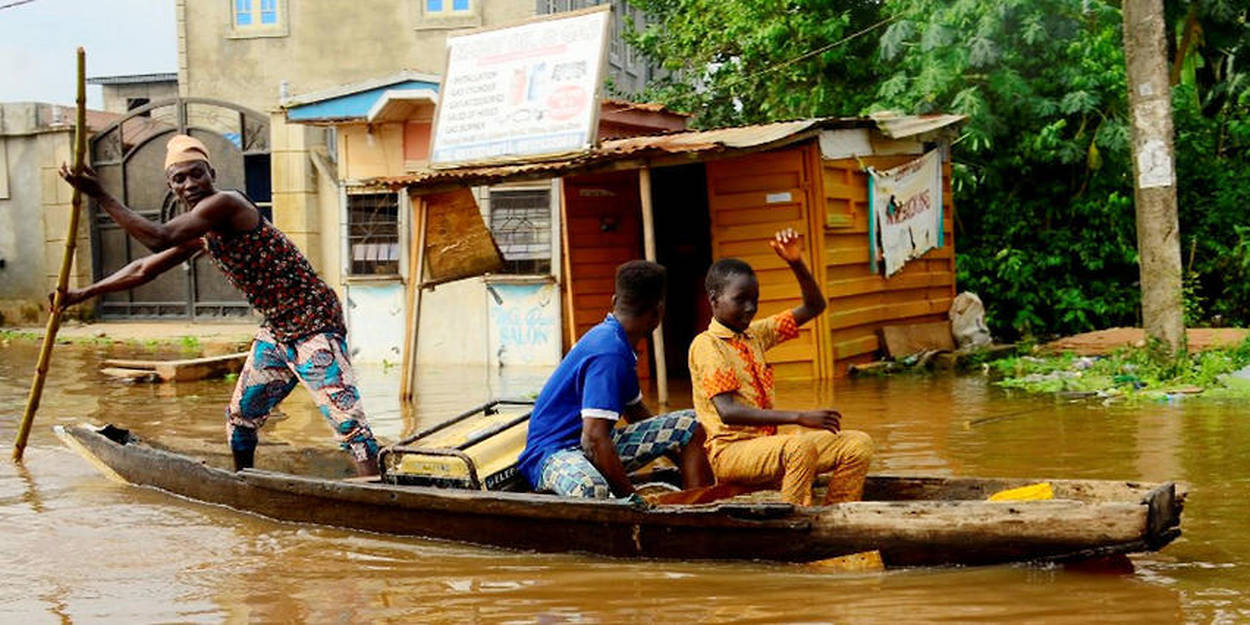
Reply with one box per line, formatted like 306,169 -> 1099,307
518,261 -> 713,499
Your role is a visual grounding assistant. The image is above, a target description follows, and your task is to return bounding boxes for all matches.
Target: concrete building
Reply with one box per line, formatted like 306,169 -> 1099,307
86,73 -> 178,115
538,0 -> 656,95
0,103 -> 118,325
280,71 -> 685,365
177,1 -> 647,114
164,0 -> 645,304
174,0 -> 652,267
0,3 -> 660,336
151,0 -> 658,361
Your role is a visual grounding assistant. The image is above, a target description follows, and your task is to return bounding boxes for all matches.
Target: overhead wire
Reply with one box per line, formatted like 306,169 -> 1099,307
600,14 -> 901,118
0,0 -> 39,11
714,14 -> 901,92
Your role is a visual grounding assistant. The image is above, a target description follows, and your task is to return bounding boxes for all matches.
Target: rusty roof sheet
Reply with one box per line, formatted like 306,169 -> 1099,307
870,112 -> 968,139
371,115 -> 961,192
600,98 -> 690,117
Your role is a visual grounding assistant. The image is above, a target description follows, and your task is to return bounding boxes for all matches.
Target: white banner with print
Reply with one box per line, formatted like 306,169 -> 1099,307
430,7 -> 610,167
869,150 -> 944,277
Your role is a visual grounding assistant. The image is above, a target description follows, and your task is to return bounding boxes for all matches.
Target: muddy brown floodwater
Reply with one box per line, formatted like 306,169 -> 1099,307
1,340 -> 1247,623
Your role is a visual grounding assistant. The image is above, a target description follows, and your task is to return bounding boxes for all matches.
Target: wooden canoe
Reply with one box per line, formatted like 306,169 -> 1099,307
54,423 -> 1183,567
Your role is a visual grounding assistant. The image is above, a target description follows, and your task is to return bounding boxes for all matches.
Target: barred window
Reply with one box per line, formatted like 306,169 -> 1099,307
608,2 -> 622,62
489,188 -> 552,275
541,0 -> 576,13
347,192 -> 401,276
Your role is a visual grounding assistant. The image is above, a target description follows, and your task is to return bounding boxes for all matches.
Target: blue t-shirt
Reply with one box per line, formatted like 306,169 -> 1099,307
518,314 -> 642,488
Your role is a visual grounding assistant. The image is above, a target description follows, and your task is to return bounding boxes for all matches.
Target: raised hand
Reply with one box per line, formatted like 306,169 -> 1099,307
794,408 -> 842,432
58,163 -> 105,199
769,227 -> 804,265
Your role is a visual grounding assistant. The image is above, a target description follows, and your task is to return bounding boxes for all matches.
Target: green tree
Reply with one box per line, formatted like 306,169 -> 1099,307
872,0 -> 1144,338
627,0 -> 1250,339
1166,0 -> 1250,326
624,0 -> 885,127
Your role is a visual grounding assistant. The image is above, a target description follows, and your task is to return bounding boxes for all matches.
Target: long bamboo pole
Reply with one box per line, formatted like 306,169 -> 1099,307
638,166 -> 669,406
13,48 -> 87,461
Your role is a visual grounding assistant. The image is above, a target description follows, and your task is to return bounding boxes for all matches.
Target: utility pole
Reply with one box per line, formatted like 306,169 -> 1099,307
1122,0 -> 1185,355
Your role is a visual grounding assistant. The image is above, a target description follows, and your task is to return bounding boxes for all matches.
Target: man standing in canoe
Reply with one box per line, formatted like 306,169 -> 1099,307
56,134 -> 381,475
518,260 -> 713,500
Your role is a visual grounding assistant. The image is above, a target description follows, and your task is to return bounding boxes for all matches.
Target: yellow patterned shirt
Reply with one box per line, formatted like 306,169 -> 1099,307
688,310 -> 800,459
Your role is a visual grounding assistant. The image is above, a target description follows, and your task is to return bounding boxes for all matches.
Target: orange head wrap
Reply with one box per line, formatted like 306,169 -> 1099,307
164,134 -> 212,171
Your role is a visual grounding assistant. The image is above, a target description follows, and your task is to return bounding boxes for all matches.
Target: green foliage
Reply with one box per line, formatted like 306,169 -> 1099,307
873,0 -> 1144,339
1182,270 -> 1206,327
624,0 -> 1250,340
0,330 -> 112,346
877,0 -> 1250,337
1173,70 -> 1250,327
0,330 -> 40,342
623,0 -> 885,126
992,337 -> 1250,398
179,335 -> 202,355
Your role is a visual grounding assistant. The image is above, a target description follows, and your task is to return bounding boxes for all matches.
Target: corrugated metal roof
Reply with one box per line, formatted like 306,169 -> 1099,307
600,98 -> 690,117
371,115 -> 962,192
870,112 -> 967,139
86,72 -> 178,86
607,119 -> 818,152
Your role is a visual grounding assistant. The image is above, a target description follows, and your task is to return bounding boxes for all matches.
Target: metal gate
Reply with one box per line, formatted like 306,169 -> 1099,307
88,97 -> 271,319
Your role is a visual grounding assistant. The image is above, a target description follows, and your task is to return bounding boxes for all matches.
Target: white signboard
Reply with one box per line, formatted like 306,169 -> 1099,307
430,7 -> 610,168
869,150 -> 944,277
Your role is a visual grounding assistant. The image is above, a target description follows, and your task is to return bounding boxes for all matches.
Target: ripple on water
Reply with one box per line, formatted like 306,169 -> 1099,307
0,342 -> 1246,623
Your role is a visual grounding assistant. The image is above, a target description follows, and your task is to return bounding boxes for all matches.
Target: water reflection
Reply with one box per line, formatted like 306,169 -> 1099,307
0,341 -> 1244,623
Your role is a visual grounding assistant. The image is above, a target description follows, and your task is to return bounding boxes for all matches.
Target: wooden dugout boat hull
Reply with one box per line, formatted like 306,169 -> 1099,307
55,423 -> 1183,567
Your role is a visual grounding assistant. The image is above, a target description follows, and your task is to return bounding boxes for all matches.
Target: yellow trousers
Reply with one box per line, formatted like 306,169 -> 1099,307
709,429 -> 874,506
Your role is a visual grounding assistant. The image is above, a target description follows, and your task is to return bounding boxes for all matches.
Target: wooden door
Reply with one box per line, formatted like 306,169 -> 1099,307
560,171 -> 651,378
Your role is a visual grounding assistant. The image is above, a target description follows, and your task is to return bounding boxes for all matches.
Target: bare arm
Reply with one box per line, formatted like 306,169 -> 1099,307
622,398 -> 652,424
580,418 -> 636,497
59,164 -> 240,251
710,393 -> 841,432
770,228 -> 827,326
56,241 -> 201,307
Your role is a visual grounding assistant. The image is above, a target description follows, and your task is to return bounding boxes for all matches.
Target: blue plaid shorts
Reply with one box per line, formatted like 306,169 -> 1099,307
537,409 -> 698,499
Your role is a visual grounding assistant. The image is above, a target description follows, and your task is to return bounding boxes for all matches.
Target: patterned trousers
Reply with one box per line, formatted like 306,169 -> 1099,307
226,327 -> 379,463
537,410 -> 698,499
710,429 -> 874,506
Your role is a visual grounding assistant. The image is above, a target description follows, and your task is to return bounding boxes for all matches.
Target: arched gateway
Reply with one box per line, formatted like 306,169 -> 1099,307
88,97 -> 271,319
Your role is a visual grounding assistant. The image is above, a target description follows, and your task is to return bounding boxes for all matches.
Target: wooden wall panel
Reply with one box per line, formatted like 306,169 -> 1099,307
562,171 -> 651,378
705,145 -> 825,380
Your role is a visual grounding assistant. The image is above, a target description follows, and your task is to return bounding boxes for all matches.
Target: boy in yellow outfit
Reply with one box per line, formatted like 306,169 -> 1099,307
688,228 -> 874,506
